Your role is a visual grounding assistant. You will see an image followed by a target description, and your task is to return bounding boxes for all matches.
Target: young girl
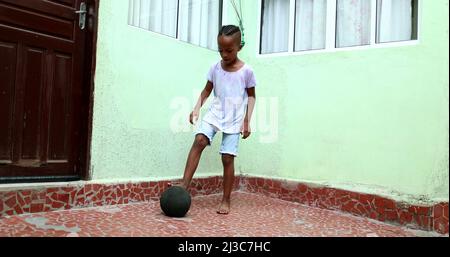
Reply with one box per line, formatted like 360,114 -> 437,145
176,25 -> 256,214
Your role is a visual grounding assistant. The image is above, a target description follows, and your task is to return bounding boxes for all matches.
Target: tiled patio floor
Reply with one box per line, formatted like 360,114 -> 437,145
0,192 -> 441,237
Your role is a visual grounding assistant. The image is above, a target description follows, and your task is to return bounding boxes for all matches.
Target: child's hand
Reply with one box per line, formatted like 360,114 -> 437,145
189,110 -> 199,125
240,120 -> 251,139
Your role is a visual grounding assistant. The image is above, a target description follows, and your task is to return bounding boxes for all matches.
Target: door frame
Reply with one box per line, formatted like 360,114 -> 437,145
79,0 -> 99,180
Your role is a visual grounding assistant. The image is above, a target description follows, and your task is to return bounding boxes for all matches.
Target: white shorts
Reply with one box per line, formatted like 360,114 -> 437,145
196,121 -> 240,157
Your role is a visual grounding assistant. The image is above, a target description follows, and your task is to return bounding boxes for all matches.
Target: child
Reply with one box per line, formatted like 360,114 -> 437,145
176,25 -> 256,215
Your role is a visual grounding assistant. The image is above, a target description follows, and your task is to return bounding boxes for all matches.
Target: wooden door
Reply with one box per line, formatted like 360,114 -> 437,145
0,0 -> 96,183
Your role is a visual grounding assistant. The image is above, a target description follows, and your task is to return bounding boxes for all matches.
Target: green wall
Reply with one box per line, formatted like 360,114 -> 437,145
91,0 -> 449,202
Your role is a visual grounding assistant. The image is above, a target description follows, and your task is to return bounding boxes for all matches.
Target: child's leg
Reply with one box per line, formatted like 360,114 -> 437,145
170,121 -> 216,189
216,131 -> 240,214
180,134 -> 209,189
217,154 -> 235,214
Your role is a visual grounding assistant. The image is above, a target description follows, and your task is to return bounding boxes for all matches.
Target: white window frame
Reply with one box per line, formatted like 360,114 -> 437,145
256,0 -> 422,58
128,0 -> 225,51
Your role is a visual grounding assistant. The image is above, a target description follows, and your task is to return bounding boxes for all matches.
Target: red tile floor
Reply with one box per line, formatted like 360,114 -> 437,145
0,192 -> 443,237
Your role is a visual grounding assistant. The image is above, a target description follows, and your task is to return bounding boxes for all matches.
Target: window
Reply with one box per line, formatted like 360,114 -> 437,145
128,0 -> 223,50
295,0 -> 327,51
376,0 -> 418,43
336,0 -> 372,48
260,0 -> 419,54
260,0 -> 290,54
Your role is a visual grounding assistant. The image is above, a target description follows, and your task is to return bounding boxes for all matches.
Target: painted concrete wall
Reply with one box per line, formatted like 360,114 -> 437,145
91,0 -> 448,201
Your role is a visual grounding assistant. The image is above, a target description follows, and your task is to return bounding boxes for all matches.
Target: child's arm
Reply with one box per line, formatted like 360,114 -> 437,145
241,87 -> 256,139
190,81 -> 213,124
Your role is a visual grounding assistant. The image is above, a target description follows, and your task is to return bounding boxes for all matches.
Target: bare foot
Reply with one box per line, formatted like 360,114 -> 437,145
167,182 -> 187,189
217,200 -> 230,215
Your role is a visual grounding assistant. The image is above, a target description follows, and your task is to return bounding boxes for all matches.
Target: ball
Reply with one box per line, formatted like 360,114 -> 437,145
160,186 -> 191,217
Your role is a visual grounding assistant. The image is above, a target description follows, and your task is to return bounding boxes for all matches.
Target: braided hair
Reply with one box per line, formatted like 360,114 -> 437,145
218,25 -> 244,47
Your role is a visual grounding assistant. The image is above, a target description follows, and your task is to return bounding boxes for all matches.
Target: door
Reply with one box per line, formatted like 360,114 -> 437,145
0,0 -> 96,183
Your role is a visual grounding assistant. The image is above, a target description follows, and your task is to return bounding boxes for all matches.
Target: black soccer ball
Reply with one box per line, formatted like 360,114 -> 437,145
160,186 -> 191,217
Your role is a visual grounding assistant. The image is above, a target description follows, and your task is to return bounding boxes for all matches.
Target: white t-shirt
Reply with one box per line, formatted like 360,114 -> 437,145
202,61 -> 257,134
